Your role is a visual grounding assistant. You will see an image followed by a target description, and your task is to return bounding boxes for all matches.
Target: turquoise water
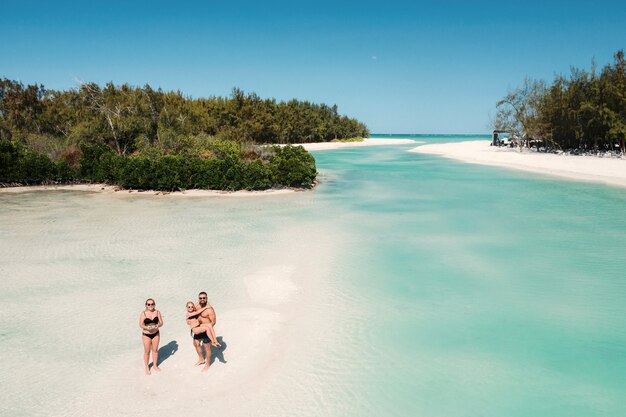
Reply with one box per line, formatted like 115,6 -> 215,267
310,139 -> 626,416
370,133 -> 491,141
1,136 -> 625,416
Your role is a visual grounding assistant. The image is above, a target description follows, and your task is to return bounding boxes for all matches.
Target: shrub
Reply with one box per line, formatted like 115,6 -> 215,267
79,143 -> 115,181
0,140 -> 22,182
209,139 -> 243,159
0,140 -> 59,184
54,160 -> 78,182
189,158 -> 221,189
3,139 -> 317,191
269,145 -> 317,187
243,159 -> 272,190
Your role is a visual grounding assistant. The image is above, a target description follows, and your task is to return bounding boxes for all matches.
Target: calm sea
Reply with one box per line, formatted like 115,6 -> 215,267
1,135 -> 625,416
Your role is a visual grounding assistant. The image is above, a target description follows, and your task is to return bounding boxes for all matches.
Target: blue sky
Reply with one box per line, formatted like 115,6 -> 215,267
1,0 -> 624,133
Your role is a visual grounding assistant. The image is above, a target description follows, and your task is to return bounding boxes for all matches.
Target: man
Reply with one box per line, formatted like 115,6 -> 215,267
193,291 -> 218,372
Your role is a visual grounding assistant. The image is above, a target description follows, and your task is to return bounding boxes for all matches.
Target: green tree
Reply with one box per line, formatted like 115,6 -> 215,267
494,78 -> 546,145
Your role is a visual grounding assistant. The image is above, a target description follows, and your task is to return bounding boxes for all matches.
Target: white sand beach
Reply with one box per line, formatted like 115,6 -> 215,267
86,265 -> 318,416
410,140 -> 626,188
299,137 -> 416,151
0,192 -> 344,416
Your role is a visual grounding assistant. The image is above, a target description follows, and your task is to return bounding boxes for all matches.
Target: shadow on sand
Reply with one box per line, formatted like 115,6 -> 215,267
209,336 -> 227,365
155,340 -> 178,367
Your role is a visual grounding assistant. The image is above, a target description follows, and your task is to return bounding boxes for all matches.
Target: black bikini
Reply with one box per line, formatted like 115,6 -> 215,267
143,314 -> 160,339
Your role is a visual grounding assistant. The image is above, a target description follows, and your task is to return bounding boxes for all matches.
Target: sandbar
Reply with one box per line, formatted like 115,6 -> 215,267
410,140 -> 626,188
298,137 -> 416,151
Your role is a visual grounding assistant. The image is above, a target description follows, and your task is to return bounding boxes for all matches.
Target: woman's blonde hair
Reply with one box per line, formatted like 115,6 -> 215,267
186,301 -> 195,309
145,298 -> 155,306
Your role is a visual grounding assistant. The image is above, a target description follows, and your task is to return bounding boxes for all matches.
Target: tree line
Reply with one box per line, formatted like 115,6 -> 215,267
494,50 -> 626,152
0,81 -> 366,190
0,81 -> 369,156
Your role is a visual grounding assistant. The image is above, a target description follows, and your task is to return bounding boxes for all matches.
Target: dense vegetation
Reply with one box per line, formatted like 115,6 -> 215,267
0,81 -> 367,189
0,138 -> 317,191
494,50 -> 626,152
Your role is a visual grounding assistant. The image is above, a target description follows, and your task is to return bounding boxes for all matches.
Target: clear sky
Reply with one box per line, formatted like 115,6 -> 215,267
1,0 -> 624,133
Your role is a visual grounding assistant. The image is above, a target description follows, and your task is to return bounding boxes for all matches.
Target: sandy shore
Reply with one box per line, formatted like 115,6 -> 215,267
0,189 -> 339,416
410,140 -> 626,188
86,265 -> 310,415
0,183 -> 299,197
299,137 -> 416,151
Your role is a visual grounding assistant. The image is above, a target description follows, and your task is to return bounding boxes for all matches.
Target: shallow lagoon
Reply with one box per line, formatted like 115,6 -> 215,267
1,137 -> 625,416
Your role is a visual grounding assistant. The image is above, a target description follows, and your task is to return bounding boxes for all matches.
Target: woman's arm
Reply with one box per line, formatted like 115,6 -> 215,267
186,310 -> 200,319
186,306 -> 208,319
157,311 -> 164,328
139,312 -> 150,331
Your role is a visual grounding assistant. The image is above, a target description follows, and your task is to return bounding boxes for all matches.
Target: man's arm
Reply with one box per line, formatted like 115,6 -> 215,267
187,306 -> 208,319
205,306 -> 216,326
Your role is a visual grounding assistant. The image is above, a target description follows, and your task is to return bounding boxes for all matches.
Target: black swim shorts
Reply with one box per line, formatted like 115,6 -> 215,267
192,331 -> 210,344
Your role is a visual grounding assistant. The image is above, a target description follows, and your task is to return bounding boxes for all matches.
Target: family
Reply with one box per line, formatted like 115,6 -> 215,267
139,291 -> 221,375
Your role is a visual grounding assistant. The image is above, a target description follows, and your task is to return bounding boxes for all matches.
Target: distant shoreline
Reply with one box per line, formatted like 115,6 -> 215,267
410,140 -> 626,188
299,137 -> 416,151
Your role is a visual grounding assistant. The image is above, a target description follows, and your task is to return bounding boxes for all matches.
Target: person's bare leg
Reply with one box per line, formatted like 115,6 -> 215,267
191,327 -> 206,335
142,336 -> 152,375
193,338 -> 205,366
194,324 -> 220,346
205,323 -> 220,347
201,342 -> 212,372
151,334 -> 161,372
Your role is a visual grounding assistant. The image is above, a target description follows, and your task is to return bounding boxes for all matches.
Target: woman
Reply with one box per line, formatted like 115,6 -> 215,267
185,301 -> 220,348
139,298 -> 164,375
